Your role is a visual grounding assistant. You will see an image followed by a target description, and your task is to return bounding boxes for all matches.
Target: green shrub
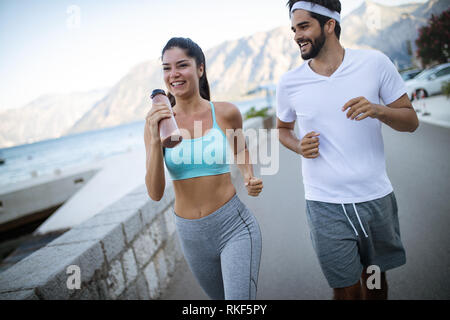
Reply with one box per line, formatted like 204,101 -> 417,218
244,106 -> 270,120
442,81 -> 450,98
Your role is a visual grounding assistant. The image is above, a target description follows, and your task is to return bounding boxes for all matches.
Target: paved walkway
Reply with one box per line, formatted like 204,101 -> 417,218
162,107 -> 450,300
413,95 -> 450,129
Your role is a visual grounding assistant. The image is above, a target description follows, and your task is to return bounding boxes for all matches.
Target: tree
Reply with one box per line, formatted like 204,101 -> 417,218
415,9 -> 450,67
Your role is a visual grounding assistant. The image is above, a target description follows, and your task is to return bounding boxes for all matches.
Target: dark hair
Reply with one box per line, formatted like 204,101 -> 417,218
161,37 -> 211,107
287,0 -> 342,40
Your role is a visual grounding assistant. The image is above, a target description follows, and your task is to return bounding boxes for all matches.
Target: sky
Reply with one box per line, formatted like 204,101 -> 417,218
0,0 -> 428,111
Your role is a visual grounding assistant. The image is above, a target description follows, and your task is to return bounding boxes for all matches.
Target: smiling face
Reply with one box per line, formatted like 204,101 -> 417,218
291,9 -> 326,60
162,47 -> 204,99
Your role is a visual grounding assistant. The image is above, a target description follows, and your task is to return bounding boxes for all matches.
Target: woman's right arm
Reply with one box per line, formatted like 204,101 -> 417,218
144,105 -> 174,201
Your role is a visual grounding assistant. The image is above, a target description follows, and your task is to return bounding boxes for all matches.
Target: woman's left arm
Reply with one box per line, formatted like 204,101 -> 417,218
220,102 -> 263,197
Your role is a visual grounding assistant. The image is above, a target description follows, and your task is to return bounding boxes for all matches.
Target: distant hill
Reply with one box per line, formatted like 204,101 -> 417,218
2,0 -> 448,147
341,0 -> 450,68
66,26 -> 301,135
67,0 -> 448,136
0,88 -> 109,148
64,59 -> 164,136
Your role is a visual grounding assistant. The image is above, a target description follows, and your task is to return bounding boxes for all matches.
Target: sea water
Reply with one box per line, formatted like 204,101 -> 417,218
0,97 -> 273,188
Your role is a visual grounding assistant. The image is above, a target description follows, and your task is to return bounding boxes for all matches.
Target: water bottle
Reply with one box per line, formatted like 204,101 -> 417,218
150,89 -> 182,148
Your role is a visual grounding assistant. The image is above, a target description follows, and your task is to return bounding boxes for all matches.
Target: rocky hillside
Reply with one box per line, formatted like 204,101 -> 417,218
0,88 -> 109,148
2,0 -> 448,147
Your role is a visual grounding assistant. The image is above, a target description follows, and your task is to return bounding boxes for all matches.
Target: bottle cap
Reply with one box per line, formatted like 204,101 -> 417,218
150,89 -> 166,99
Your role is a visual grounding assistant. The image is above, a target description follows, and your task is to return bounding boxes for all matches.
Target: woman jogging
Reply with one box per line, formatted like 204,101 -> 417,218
144,37 -> 263,300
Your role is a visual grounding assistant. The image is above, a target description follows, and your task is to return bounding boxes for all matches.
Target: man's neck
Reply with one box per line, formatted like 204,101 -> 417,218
309,39 -> 345,77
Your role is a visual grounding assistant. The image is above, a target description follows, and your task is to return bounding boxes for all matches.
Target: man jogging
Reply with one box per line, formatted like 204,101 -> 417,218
276,0 -> 419,300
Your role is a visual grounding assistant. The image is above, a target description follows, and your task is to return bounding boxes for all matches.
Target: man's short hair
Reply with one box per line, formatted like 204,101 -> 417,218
287,0 -> 342,40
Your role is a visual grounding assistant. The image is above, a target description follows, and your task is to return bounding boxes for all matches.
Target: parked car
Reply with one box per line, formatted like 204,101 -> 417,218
405,63 -> 450,100
400,69 -> 423,81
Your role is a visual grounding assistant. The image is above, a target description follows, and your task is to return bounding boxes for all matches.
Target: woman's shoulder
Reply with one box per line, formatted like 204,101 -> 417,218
212,101 -> 242,122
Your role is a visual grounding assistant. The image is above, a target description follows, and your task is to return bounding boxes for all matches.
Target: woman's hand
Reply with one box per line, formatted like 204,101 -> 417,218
245,176 -> 263,197
145,103 -> 175,144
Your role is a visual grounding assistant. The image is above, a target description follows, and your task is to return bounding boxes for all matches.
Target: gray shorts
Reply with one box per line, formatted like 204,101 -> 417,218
305,192 -> 406,289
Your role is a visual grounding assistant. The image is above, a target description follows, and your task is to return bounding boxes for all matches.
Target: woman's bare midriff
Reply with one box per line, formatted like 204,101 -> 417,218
173,173 -> 236,220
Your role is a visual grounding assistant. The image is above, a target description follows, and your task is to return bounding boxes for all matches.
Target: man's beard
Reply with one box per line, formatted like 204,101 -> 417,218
300,29 -> 326,60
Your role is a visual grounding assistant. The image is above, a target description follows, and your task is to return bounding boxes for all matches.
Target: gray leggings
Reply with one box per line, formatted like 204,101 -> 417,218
174,193 -> 262,300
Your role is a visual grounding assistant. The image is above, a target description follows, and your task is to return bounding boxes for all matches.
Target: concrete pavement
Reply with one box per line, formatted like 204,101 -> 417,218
412,94 -> 450,129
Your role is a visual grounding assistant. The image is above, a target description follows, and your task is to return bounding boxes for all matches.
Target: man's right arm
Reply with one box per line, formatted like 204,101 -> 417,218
277,118 -> 321,159
277,118 -> 301,155
276,78 -> 320,159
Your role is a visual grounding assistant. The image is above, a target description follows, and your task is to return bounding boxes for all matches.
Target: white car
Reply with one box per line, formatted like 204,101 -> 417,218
405,63 -> 450,100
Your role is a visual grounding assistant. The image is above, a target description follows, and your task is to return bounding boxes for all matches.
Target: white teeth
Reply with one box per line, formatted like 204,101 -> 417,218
171,81 -> 185,87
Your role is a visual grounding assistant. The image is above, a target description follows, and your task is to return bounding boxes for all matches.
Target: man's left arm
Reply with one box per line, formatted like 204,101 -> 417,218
342,94 -> 419,132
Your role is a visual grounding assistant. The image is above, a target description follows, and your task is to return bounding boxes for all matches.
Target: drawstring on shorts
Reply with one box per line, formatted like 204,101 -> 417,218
341,203 -> 369,238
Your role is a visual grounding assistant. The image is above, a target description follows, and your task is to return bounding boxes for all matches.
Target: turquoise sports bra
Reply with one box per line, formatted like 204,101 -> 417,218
163,102 -> 232,181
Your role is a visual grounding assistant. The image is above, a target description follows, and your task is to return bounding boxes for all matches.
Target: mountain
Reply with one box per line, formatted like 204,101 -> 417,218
3,0 -> 448,145
205,28 -> 301,101
341,0 -> 450,68
66,0 -> 448,135
0,88 -> 109,148
66,27 -> 301,135
64,60 -> 164,135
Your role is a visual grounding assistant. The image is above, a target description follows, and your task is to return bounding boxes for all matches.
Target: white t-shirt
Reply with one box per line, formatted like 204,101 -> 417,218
276,48 -> 407,204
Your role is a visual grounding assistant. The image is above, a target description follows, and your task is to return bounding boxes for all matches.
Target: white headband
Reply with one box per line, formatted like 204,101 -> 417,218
290,1 -> 341,23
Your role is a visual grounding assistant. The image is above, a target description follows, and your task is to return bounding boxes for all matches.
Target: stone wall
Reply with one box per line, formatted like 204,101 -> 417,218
0,182 -> 181,300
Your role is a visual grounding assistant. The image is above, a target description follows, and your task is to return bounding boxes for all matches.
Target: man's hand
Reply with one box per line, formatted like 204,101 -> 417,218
298,131 -> 320,159
245,176 -> 263,197
342,97 -> 380,121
